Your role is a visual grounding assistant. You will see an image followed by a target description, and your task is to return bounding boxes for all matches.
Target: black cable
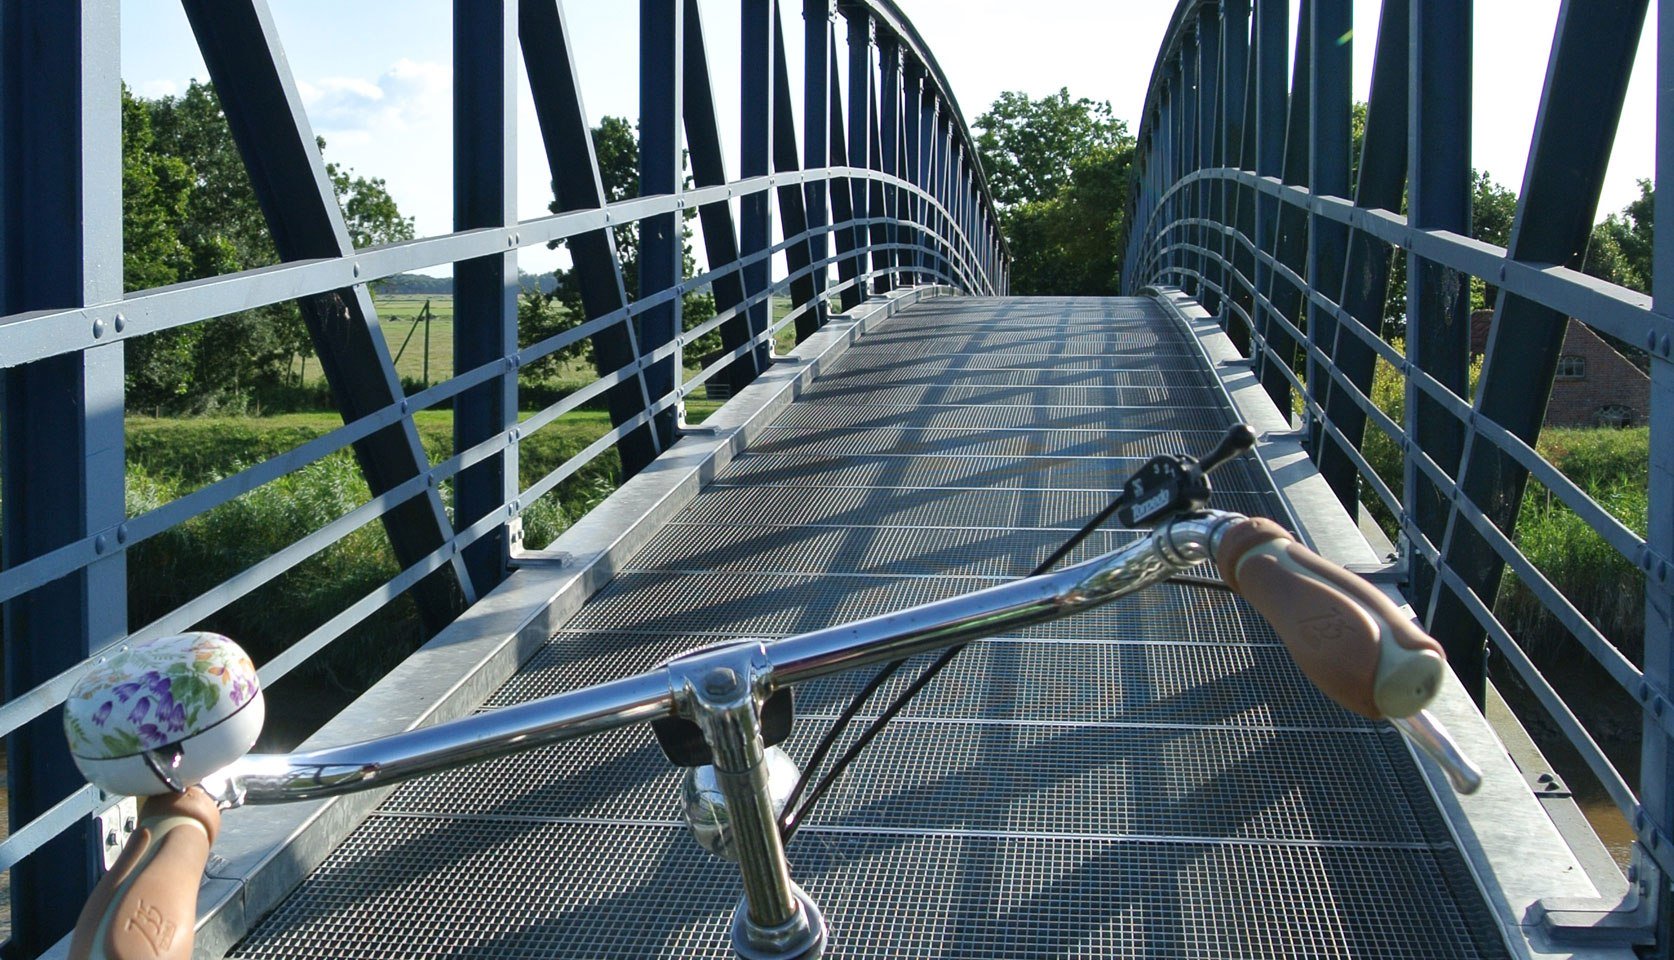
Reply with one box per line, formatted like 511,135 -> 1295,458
779,492 -> 1132,839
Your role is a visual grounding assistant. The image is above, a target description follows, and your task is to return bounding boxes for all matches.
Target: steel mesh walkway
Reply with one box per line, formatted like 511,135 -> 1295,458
228,296 -> 1510,958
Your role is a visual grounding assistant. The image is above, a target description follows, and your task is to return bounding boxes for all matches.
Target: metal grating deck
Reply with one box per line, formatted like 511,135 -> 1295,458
229,296 -> 1509,959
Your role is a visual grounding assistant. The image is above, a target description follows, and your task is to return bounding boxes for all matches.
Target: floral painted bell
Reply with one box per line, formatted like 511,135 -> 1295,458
63,632 -> 265,796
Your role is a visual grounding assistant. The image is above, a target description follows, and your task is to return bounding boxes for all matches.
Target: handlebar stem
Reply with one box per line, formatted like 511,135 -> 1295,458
667,642 -> 827,959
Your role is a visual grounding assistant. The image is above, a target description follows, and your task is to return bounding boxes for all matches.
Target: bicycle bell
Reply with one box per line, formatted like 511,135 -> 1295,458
63,632 -> 265,796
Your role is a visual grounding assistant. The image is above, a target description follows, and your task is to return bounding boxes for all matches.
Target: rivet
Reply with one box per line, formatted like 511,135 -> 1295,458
427,474 -> 436,487
1641,681 -> 1653,701
1660,561 -> 1671,583
510,427 -> 520,441
1637,812 -> 1649,831
353,263 -> 361,278
508,236 -> 515,247
116,524 -> 128,545
450,542 -> 458,555
1656,699 -> 1665,718
92,318 -> 104,338
400,399 -> 409,413
509,355 -> 520,368
1644,551 -> 1656,571
114,313 -> 127,334
94,534 -> 109,554
1651,331 -> 1661,351
1662,334 -> 1671,356
1498,264 -> 1506,281
605,213 -> 613,223
515,232 -> 522,244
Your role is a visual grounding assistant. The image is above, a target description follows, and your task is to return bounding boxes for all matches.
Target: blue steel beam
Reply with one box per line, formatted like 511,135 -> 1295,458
804,0 -> 833,322
1217,0 -> 1250,338
1315,0 -> 1410,514
0,0 -> 121,946
1196,6 -> 1222,316
845,9 -> 875,301
770,2 -> 821,337
1305,0 -> 1351,458
1180,28 -> 1200,300
901,57 -> 924,285
1647,4 -> 1674,946
179,0 -> 473,630
519,0 -> 664,477
1256,0 -> 1311,415
1404,0 -> 1473,642
741,0 -> 776,361
826,35 -> 863,310
1249,0 -> 1289,364
681,0 -> 759,393
640,0 -> 683,444
877,32 -> 903,290
1425,0 -> 1646,703
452,0 -> 518,594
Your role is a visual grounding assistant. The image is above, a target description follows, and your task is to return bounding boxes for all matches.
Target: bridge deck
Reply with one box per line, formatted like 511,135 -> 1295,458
227,296 -> 1509,958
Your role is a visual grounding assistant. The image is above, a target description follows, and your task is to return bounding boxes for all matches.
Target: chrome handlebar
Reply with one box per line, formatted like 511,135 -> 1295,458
203,510 -> 1247,809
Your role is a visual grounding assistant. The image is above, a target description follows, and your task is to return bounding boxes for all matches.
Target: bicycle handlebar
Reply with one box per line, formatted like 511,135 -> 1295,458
67,508 -> 1478,958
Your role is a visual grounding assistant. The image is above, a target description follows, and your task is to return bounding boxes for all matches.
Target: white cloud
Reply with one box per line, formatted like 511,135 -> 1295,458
301,58 -> 450,139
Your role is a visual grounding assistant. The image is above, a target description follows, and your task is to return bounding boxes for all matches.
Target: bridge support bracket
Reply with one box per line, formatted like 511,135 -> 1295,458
1530,887 -> 1659,948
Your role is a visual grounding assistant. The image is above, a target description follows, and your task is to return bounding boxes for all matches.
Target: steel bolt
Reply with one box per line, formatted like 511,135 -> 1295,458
702,666 -> 741,697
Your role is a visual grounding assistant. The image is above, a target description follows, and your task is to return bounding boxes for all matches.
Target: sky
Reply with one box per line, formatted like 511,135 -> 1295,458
119,1 -> 1658,277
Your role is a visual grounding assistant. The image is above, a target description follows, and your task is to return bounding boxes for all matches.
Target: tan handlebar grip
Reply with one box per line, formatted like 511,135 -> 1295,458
69,789 -> 220,960
1217,517 -> 1446,719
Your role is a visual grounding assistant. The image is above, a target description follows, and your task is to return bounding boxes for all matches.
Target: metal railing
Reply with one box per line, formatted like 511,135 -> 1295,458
0,1 -> 1008,953
1125,0 -> 1674,948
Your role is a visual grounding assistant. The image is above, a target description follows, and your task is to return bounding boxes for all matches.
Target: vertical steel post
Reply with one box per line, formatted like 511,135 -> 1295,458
878,33 -> 903,289
640,0 -> 683,441
804,0 -> 831,322
770,5 -> 819,339
1316,0 -> 1410,515
1643,3 -> 1674,943
453,0 -> 518,592
1219,0 -> 1251,339
741,0 -> 775,365
1180,29 -> 1200,299
1257,0 -> 1312,415
1404,0 -> 1473,668
0,1 -> 121,945
845,10 -> 875,298
826,35 -> 862,310
1425,0 -> 1646,703
681,0 -> 756,393
1306,0 -> 1351,451
900,58 -> 923,286
1197,7 -> 1222,314
1249,0 -> 1289,366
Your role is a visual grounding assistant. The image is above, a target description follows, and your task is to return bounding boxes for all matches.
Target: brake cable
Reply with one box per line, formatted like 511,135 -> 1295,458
779,426 -> 1256,839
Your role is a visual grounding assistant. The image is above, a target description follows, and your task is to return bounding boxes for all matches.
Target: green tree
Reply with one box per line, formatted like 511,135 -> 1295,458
522,116 -> 717,381
1584,179 -> 1653,294
975,89 -> 1136,295
123,81 -> 415,412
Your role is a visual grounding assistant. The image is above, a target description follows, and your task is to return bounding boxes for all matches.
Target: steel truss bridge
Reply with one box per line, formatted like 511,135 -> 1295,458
0,0 -> 1669,957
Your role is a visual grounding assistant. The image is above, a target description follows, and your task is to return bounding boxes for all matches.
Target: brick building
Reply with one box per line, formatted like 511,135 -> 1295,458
1469,309 -> 1649,428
